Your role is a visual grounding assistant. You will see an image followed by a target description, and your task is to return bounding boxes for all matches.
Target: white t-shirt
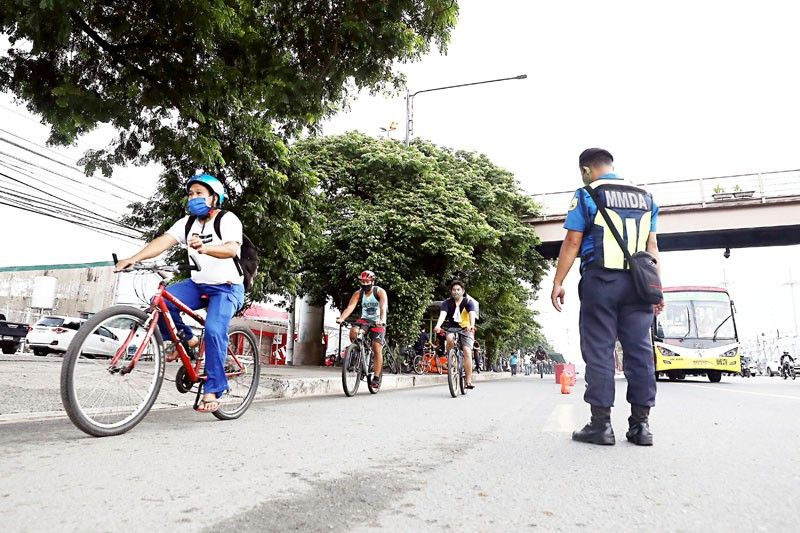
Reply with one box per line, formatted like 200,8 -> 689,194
166,213 -> 244,285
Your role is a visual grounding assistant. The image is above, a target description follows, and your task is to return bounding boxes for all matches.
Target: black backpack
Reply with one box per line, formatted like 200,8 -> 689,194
184,210 -> 259,291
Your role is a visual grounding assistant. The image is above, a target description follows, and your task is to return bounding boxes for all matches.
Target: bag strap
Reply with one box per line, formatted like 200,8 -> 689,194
212,209 -> 227,240
214,210 -> 245,277
184,215 -> 197,242
583,185 -> 634,265
185,211 -> 226,241
187,211 -> 245,278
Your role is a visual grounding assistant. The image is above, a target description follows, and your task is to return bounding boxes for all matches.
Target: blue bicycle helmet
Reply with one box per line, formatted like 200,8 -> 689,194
186,173 -> 226,206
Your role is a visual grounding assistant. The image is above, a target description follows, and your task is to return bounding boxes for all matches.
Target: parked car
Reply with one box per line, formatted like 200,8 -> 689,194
26,315 -> 120,357
0,313 -> 30,354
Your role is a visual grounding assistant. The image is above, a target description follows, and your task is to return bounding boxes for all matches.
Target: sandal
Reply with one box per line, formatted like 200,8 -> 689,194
165,343 -> 180,362
195,398 -> 220,413
166,336 -> 199,362
466,383 -> 476,389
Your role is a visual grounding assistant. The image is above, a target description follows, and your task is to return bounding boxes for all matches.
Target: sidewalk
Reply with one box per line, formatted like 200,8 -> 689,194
0,355 -> 511,423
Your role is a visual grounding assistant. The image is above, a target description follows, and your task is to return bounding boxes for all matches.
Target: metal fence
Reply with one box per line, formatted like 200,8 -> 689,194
533,169 -> 800,219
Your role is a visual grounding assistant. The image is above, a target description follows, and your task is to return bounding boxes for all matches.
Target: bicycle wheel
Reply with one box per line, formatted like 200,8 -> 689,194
342,344 -> 361,396
214,325 -> 261,420
458,359 -> 467,396
447,349 -> 459,398
60,305 -> 165,437
413,355 -> 425,375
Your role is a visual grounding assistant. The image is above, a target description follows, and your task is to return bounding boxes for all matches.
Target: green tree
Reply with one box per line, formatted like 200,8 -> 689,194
0,0 -> 458,296
296,132 -> 548,355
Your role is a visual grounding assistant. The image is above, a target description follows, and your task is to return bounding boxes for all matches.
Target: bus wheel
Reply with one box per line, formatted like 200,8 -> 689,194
707,370 -> 722,383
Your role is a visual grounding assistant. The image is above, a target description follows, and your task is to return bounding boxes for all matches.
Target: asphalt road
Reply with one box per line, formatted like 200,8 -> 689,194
1,374 -> 798,532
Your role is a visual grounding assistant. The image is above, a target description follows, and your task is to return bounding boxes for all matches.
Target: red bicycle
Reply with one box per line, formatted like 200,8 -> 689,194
60,257 -> 260,437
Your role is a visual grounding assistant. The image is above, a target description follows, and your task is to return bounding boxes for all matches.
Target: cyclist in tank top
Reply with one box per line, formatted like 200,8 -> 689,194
336,271 -> 389,390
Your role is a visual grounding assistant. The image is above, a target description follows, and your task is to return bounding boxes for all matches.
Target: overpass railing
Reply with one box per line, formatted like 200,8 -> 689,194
532,169 -> 800,219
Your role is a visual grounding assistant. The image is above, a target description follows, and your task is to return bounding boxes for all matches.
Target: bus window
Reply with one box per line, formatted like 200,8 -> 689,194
657,302 -> 693,339
694,301 -> 735,339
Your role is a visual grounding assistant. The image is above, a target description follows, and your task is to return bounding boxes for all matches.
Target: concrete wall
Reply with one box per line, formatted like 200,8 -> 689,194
0,266 -> 116,324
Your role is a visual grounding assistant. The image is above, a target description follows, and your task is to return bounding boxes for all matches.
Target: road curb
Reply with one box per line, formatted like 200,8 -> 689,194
258,370 -> 511,400
0,370 -> 512,424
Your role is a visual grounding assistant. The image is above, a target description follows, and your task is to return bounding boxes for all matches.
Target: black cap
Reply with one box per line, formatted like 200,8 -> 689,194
578,148 -> 613,168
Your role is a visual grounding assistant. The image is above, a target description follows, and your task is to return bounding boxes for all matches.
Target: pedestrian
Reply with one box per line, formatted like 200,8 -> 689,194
415,327 -> 429,356
550,148 -> 664,446
510,353 -> 518,375
524,352 -> 532,375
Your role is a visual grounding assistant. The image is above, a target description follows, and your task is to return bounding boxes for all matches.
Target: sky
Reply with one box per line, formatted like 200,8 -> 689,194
1,0 -> 799,354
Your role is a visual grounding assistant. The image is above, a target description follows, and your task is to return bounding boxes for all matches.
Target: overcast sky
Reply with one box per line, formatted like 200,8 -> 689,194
1,0 -> 799,352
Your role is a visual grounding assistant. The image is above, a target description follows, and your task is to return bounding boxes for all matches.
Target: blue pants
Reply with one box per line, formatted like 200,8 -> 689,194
158,279 -> 245,398
578,268 -> 656,408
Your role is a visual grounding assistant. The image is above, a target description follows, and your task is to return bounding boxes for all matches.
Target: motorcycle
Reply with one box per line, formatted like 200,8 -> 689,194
781,360 -> 796,380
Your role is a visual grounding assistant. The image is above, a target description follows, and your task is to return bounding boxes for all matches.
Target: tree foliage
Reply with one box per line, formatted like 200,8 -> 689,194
296,132 -> 548,356
0,0 -> 458,297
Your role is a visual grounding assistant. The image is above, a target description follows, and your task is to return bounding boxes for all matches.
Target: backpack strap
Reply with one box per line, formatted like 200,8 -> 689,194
184,215 -> 197,242
212,210 -> 244,277
212,209 -> 226,240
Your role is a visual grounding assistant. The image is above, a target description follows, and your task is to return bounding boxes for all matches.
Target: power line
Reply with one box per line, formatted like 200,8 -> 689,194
0,126 -> 150,201
0,162 -> 142,230
0,103 -> 42,124
0,187 -> 141,237
0,154 -> 128,218
0,198 -> 143,245
0,172 -> 143,234
0,136 -> 143,203
0,149 -> 136,211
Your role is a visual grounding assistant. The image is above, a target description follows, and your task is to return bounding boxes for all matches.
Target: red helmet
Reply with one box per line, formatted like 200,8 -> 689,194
359,270 -> 376,282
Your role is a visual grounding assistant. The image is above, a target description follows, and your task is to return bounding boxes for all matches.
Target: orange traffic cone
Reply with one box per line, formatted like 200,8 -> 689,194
560,371 -> 572,394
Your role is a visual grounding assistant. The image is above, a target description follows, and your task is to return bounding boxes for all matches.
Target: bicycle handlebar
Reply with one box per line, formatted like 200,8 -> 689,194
112,253 -> 200,276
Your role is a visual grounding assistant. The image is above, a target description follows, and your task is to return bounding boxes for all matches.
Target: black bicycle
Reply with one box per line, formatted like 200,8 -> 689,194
536,359 -> 546,379
444,328 -> 468,398
341,324 -> 382,396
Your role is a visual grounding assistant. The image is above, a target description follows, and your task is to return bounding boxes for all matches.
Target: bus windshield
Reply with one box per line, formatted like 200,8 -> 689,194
656,291 -> 736,341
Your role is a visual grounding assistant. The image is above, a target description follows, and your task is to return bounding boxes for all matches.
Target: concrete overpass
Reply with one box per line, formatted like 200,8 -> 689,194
527,169 -> 800,259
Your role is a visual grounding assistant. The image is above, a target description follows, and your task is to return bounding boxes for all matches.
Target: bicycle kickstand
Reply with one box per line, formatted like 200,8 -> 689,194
193,381 -> 205,410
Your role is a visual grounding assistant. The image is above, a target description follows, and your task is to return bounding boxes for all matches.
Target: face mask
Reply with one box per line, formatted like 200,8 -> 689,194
360,283 -> 373,292
188,197 -> 211,217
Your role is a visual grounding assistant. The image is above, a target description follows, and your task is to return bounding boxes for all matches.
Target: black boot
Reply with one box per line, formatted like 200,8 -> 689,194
572,406 -> 615,445
626,404 -> 653,446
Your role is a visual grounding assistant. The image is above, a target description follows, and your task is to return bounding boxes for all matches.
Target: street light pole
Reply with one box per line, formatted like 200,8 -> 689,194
404,74 -> 527,146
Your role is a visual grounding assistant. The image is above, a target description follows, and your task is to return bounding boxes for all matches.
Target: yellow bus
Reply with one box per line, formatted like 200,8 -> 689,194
653,286 -> 741,382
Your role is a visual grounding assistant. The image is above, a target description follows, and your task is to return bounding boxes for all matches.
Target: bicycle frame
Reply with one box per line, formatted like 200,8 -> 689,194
353,328 -> 373,377
108,279 -> 246,383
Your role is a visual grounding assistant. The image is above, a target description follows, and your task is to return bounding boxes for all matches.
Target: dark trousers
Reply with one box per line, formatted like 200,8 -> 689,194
578,268 -> 656,408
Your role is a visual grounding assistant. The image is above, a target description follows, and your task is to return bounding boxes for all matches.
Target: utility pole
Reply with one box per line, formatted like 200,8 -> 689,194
782,268 -> 799,336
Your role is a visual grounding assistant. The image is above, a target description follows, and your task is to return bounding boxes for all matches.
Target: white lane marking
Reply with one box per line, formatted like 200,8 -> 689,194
542,404 -> 576,432
691,385 -> 800,400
